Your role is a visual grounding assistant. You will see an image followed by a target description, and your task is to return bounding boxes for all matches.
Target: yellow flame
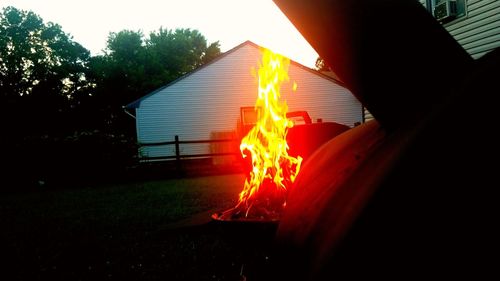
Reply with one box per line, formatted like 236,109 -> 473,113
238,48 -> 303,211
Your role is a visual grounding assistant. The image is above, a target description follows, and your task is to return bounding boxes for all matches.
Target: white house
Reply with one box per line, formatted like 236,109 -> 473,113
420,0 -> 500,58
125,41 -> 363,162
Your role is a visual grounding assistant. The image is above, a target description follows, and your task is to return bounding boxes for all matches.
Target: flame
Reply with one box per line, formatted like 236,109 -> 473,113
236,48 -> 303,218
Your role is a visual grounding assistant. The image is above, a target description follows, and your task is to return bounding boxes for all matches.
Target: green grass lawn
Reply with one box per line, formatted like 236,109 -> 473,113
0,174 -> 276,280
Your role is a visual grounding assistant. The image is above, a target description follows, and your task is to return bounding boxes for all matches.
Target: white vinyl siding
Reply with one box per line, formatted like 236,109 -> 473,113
134,42 -> 362,160
444,0 -> 500,58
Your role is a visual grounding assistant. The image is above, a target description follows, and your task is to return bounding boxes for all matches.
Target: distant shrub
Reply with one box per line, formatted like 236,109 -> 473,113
4,131 -> 138,189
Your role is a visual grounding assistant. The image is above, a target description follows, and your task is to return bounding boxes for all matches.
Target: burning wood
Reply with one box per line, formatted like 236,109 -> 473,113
213,48 -> 302,221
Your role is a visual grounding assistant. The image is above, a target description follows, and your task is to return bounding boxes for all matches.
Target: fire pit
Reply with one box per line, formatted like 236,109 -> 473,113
211,180 -> 286,222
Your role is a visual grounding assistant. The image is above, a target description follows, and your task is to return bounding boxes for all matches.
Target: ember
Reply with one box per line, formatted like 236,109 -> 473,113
214,48 -> 302,221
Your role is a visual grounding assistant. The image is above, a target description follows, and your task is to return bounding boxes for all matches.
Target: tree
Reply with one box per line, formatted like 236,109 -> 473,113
0,6 -> 99,187
0,7 -> 223,186
89,27 -> 221,136
0,6 -> 91,137
146,28 -> 220,81
203,41 -> 222,65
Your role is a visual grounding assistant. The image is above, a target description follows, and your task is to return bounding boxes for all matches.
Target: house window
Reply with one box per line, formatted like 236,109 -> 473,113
240,106 -> 260,137
427,0 -> 467,24
240,106 -> 259,126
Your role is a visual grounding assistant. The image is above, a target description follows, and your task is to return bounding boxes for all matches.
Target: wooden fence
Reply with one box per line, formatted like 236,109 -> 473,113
139,135 -> 241,162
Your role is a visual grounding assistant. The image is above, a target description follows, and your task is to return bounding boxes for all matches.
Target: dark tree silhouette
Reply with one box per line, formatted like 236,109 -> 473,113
1,6 -> 221,187
89,28 -> 221,137
0,6 -> 91,137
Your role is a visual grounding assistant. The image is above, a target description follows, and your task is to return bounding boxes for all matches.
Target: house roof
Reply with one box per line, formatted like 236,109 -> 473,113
124,40 -> 346,109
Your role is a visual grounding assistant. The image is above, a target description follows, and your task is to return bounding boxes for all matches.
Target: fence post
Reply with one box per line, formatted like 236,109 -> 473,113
175,135 -> 180,161
175,135 -> 181,175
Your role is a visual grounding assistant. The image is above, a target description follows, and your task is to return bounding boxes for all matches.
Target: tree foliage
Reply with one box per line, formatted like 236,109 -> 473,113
100,28 -> 221,101
0,6 -> 91,137
1,6 -> 222,187
90,28 -> 221,135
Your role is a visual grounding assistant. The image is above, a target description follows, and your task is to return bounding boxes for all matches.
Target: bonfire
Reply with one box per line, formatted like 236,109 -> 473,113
214,48 -> 302,221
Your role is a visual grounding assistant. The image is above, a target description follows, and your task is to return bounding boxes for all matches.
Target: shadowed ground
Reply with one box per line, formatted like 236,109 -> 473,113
0,173 -> 278,280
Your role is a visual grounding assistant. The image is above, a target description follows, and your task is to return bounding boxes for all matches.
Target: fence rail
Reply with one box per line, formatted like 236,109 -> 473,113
139,135 -> 241,162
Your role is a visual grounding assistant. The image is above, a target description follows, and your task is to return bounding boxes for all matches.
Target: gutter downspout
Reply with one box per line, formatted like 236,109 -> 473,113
122,106 -> 136,119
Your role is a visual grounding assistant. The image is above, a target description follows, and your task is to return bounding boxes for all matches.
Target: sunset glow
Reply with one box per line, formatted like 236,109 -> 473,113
0,0 -> 318,67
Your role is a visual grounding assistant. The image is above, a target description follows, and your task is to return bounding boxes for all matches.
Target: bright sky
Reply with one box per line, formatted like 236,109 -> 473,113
0,0 -> 319,68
